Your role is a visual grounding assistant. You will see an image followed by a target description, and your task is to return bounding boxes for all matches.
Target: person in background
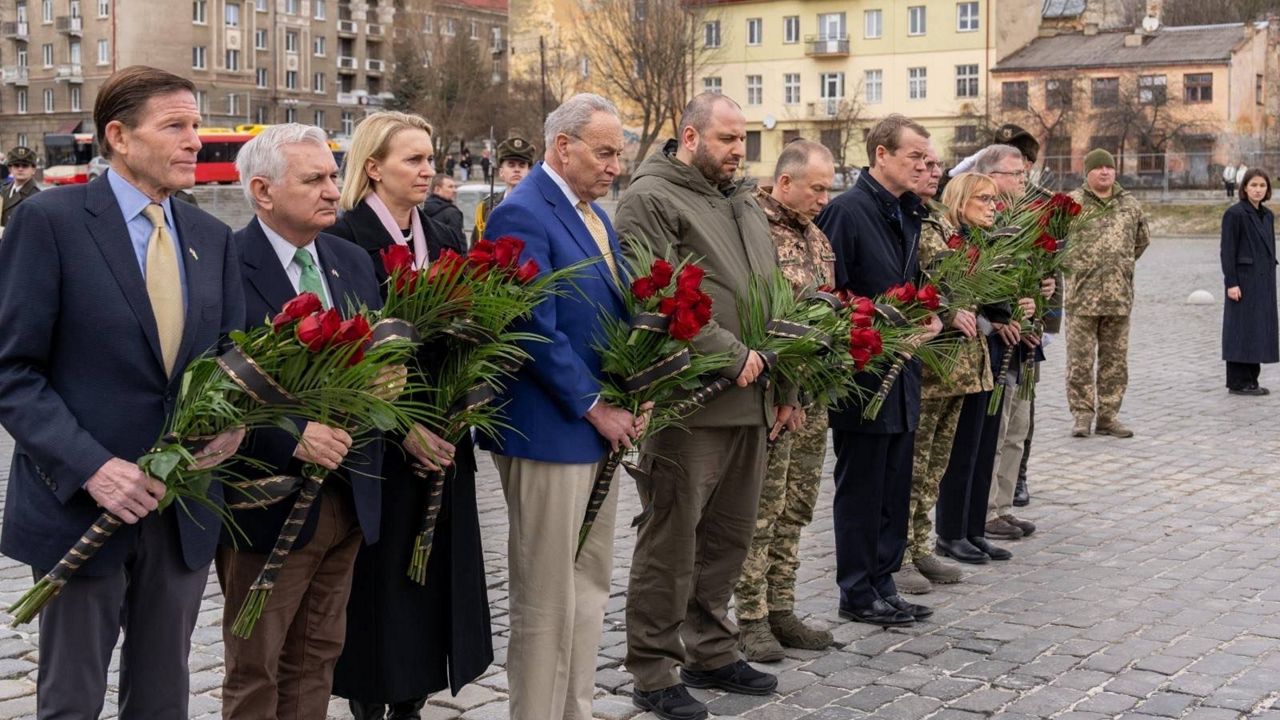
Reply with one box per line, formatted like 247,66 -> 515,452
1220,168 -> 1277,396
424,173 -> 464,237
472,136 -> 535,245
1,146 -> 40,228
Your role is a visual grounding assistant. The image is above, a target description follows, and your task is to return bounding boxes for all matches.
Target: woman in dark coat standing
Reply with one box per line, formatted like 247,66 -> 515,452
1220,168 -> 1278,396
327,111 -> 493,720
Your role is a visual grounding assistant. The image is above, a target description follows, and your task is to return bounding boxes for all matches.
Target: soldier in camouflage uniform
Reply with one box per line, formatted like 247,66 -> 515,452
894,149 -> 988,595
471,136 -> 535,245
734,140 -> 836,661
1064,149 -> 1150,438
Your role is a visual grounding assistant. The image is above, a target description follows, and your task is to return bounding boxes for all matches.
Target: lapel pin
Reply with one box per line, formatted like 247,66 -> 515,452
188,247 -> 199,261
330,268 -> 341,279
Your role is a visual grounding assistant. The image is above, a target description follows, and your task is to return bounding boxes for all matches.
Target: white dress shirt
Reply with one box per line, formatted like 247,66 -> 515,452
259,218 -> 333,308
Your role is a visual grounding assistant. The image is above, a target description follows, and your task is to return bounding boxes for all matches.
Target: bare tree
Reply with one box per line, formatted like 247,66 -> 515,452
1091,78 -> 1216,175
995,76 -> 1087,173
815,90 -> 867,173
574,0 -> 710,162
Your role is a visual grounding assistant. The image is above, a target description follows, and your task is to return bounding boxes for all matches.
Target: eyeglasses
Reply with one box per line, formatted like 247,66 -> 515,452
989,170 -> 1028,179
972,194 -> 999,205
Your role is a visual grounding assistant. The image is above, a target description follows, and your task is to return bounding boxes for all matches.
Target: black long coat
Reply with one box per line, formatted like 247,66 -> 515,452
1220,200 -> 1278,364
327,198 -> 494,701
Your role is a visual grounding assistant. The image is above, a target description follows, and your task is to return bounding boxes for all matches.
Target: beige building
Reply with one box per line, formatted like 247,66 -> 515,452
0,0 -> 507,161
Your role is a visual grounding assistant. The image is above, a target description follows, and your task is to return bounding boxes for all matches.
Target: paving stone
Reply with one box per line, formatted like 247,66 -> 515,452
834,684 -> 905,711
1075,691 -> 1140,714
948,688 -> 1017,714
1132,691 -> 1198,717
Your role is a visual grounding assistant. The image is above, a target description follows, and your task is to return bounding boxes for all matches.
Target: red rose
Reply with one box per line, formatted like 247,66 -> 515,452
493,236 -> 525,269
886,282 -> 916,305
345,345 -> 366,367
673,286 -> 702,307
296,308 -> 342,351
965,244 -> 981,271
850,327 -> 883,356
1035,232 -> 1058,253
380,244 -> 415,279
995,201 -> 1007,213
427,249 -> 466,284
916,284 -> 941,311
1068,199 -> 1082,216
658,296 -> 678,315
468,239 -> 496,269
850,346 -> 872,370
849,296 -> 875,328
692,291 -> 713,325
650,259 -> 674,288
946,233 -> 965,250
334,315 -> 372,346
669,306 -> 702,341
676,264 -> 706,291
282,292 -> 322,321
515,258 -> 540,284
632,276 -> 658,301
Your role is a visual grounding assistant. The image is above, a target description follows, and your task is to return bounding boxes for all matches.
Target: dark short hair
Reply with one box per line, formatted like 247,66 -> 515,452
864,114 -> 930,168
94,66 -> 196,160
429,173 -> 455,192
773,139 -> 833,181
679,92 -> 742,135
1238,168 -> 1272,203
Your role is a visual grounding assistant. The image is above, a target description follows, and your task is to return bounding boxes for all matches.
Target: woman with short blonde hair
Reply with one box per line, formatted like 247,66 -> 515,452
941,172 -> 999,231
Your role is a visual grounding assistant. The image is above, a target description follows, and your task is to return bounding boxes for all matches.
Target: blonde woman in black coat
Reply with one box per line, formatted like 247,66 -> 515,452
1221,168 -> 1278,396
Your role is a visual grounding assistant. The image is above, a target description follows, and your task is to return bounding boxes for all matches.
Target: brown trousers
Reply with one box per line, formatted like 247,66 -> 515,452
216,485 -> 363,720
626,425 -> 768,691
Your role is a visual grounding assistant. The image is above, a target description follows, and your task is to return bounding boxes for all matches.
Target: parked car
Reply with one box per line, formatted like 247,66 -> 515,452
455,181 -> 506,238
87,155 -> 110,180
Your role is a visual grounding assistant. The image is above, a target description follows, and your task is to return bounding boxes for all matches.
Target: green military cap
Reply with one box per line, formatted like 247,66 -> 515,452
993,123 -> 1039,163
5,146 -> 36,166
497,136 -> 535,165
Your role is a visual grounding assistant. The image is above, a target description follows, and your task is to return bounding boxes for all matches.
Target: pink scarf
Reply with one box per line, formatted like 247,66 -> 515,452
366,191 -> 429,269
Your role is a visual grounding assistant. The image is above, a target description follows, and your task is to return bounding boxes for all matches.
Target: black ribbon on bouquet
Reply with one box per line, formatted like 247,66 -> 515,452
766,319 -> 833,354
369,318 -> 421,348
620,348 -> 693,394
803,290 -> 844,311
631,312 -> 670,334
874,303 -> 912,328
217,347 -> 298,407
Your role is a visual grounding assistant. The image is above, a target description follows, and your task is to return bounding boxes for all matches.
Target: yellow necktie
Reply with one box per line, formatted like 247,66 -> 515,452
577,201 -> 620,284
142,204 -> 185,376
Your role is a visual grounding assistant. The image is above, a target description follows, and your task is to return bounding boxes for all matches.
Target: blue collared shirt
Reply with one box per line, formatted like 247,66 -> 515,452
106,168 -> 188,303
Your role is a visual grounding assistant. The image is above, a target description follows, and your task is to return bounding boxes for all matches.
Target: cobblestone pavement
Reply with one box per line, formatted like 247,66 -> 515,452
1,235 -> 1279,720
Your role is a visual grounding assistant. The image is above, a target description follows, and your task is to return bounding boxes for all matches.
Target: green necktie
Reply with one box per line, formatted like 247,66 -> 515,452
293,247 -> 329,309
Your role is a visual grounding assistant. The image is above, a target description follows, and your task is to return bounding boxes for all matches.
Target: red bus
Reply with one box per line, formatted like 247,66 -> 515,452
42,132 -> 96,185
195,130 -> 254,184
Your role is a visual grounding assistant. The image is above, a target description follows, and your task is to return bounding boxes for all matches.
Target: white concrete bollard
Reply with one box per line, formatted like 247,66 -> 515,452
1187,290 -> 1216,305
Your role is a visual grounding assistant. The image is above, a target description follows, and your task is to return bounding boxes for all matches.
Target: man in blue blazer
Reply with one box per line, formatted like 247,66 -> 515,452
0,66 -> 246,718
479,93 -> 643,720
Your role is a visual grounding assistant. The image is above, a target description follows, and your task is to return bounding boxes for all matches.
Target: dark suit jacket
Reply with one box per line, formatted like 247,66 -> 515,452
328,198 -> 466,285
224,217 -> 385,554
0,175 -> 245,575
475,162 -> 627,464
0,181 -> 39,227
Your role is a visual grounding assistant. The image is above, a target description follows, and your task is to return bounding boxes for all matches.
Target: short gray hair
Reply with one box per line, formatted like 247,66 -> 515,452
972,144 -> 1023,174
544,93 -> 620,154
774,139 -> 833,181
236,123 -> 332,207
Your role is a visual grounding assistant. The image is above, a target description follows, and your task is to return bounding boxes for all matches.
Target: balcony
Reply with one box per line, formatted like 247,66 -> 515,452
1,66 -> 29,86
491,38 -> 506,55
55,63 -> 83,83
365,58 -> 384,74
337,55 -> 357,73
55,15 -> 83,37
337,19 -> 357,36
804,34 -> 849,57
366,23 -> 384,40
808,97 -> 842,118
2,21 -> 29,40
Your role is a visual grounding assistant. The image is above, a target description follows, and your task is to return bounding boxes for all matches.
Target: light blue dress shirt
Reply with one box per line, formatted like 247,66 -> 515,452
106,168 -> 188,304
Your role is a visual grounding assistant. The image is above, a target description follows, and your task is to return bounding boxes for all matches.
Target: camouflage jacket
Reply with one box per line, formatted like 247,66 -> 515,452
1064,183 -> 1150,315
755,186 -> 833,291
918,210 -> 993,398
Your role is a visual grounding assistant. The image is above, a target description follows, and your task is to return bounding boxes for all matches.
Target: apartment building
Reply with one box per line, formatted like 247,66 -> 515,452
695,0 -> 1039,177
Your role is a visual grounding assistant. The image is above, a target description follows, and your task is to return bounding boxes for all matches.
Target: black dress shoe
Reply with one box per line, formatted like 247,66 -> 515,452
681,659 -> 777,695
1230,386 -> 1268,396
883,594 -> 934,619
968,535 -> 1012,561
349,701 -> 386,720
632,684 -> 709,720
935,537 -> 988,564
1013,475 -> 1030,506
837,598 -> 915,626
388,698 -> 427,720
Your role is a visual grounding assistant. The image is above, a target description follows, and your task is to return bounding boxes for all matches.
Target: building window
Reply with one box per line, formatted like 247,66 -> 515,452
747,18 -> 762,45
314,0 -> 325,20
470,20 -> 479,39
1138,74 -> 1166,105
256,66 -> 268,87
225,2 -> 240,26
955,124 -> 978,146
580,56 -> 589,77
746,130 -> 761,162
783,15 -> 799,43
955,64 -> 978,98
285,70 -> 298,89
864,9 -> 882,38
908,67 -> 927,99
817,12 -> 845,40
255,28 -> 268,50
704,20 -> 720,48
313,71 -> 325,92
17,89 -> 28,114
1092,76 -> 1119,107
703,76 -> 721,93
192,45 -> 206,69
957,1 -> 979,31
192,0 -> 205,24
42,43 -> 53,68
225,49 -> 240,70
1046,78 -> 1072,108
1045,136 -> 1071,176
16,133 -> 27,146
70,85 -> 81,111
908,5 -> 926,35
784,73 -> 800,104
313,36 -> 326,55
341,111 -> 354,135
70,39 -> 81,65
285,107 -> 296,122
865,69 -> 883,103
424,14 -> 433,32
746,75 -> 762,105
443,17 -> 455,36
1089,135 -> 1120,155
43,88 -> 54,113
1002,80 -> 1028,109
97,38 -> 108,64
285,0 -> 298,14
256,0 -> 266,10
1257,74 -> 1264,106
314,109 -> 325,127
1138,138 -> 1164,173
98,0 -> 108,17
820,71 -> 844,100
41,0 -> 52,23
228,93 -> 240,116
1184,73 -> 1212,103
286,30 -> 298,53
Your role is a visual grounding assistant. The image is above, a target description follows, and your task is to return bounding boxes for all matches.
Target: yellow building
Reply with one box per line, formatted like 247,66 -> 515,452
696,0 -> 1040,178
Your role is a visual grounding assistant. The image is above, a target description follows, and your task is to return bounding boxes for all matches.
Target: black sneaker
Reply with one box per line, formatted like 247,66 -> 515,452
680,659 -> 778,696
631,684 -> 708,720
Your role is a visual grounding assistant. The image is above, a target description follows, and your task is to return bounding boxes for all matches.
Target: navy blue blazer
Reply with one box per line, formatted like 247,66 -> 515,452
0,175 -> 245,575
224,218 -> 385,554
476,163 -> 628,463
816,169 -> 924,435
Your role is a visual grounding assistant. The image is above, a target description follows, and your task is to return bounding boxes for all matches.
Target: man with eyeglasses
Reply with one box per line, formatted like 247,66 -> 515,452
1,147 -> 41,230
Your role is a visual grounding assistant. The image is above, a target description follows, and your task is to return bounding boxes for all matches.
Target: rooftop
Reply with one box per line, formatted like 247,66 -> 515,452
1041,0 -> 1086,18
993,22 -> 1251,72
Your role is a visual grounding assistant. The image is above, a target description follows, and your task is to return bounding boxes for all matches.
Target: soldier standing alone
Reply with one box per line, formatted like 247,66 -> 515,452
1,147 -> 41,230
472,136 -> 534,245
1065,149 -> 1150,438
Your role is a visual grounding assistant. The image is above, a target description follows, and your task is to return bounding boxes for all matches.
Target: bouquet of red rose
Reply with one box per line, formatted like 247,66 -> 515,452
10,292 -> 425,628
859,281 -> 954,420
577,241 -> 730,556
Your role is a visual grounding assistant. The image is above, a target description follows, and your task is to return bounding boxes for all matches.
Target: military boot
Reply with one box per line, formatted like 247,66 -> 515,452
769,610 -> 833,650
1071,416 -> 1092,437
893,562 -> 933,595
914,553 -> 963,584
1095,419 -> 1133,438
738,617 -> 785,662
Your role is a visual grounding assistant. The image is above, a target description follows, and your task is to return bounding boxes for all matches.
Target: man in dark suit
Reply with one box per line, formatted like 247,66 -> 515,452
0,145 -> 40,228
215,123 -> 388,719
479,94 -> 642,720
0,66 -> 245,718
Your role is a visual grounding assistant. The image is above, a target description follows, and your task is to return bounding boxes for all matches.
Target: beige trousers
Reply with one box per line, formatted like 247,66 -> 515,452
494,454 -> 618,720
988,390 -> 1032,521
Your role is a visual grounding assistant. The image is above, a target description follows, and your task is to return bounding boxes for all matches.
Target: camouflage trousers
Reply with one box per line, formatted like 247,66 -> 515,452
734,411 -> 829,621
1066,314 -> 1131,423
906,395 -> 964,563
